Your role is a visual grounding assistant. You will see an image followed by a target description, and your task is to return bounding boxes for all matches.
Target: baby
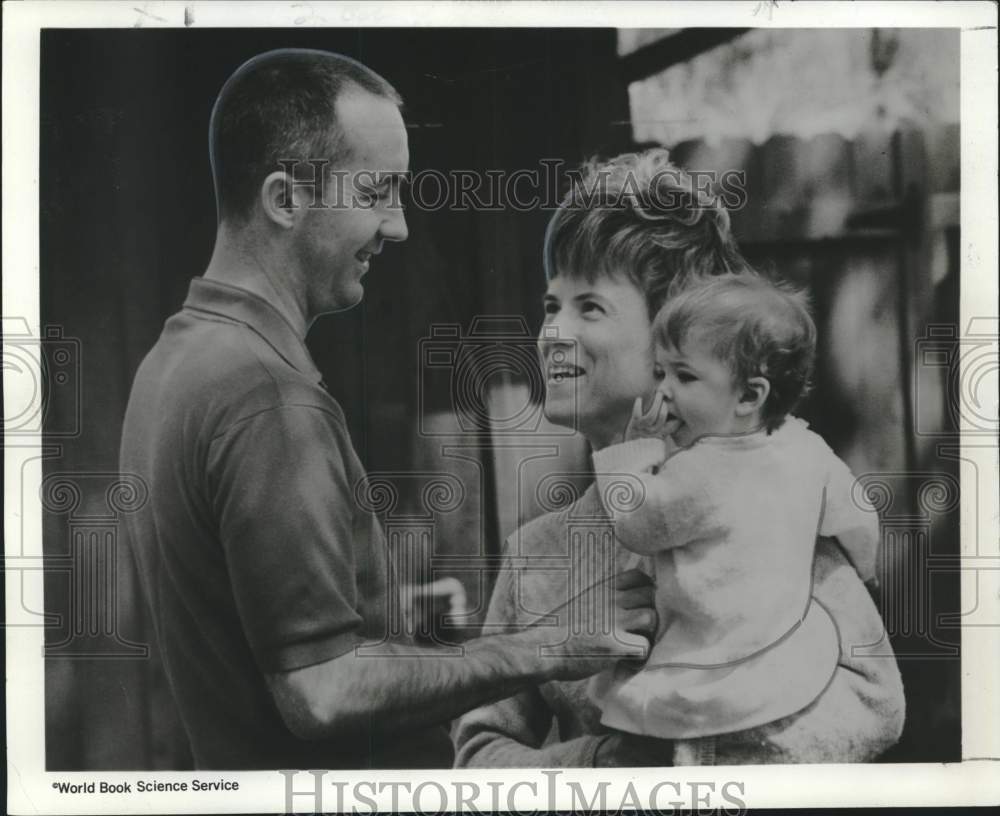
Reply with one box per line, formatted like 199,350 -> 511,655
589,272 -> 880,743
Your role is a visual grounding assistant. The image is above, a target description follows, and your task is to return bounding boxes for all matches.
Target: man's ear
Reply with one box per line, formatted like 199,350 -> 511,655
735,376 -> 770,417
259,170 -> 300,229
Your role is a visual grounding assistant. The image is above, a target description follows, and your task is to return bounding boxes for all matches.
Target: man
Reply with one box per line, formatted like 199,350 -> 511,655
120,49 -> 655,769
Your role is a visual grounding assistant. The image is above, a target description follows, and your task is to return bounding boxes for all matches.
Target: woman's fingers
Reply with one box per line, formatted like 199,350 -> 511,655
656,400 -> 669,428
642,390 -> 664,420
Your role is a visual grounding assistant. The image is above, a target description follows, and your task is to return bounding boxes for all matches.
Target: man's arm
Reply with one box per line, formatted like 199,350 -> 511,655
267,569 -> 657,741
209,403 -> 654,742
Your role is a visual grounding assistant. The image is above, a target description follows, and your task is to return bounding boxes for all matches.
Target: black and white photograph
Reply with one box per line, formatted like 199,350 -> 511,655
4,2 -> 998,813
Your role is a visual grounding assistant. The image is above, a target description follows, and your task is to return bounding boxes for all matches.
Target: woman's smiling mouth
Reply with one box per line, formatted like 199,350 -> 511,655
547,364 -> 585,385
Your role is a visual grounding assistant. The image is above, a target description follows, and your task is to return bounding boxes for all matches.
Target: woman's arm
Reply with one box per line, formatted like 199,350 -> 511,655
810,536 -> 905,756
707,537 -> 905,764
453,686 -> 609,767
452,548 -> 608,767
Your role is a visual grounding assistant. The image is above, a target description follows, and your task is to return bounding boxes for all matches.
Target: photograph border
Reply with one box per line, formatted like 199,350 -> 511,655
4,1 -> 998,813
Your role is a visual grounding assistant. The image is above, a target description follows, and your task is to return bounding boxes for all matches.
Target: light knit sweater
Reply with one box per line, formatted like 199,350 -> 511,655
453,466 -> 904,767
589,417 -> 879,739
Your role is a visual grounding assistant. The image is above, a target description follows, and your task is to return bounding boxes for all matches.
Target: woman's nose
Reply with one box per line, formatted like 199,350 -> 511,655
538,316 -> 576,355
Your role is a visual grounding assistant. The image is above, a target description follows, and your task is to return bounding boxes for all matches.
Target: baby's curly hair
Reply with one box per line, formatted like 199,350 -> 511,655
544,148 -> 754,318
654,273 -> 817,432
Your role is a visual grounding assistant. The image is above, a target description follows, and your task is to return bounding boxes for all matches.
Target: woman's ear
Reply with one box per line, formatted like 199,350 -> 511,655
735,376 -> 770,417
259,170 -> 300,229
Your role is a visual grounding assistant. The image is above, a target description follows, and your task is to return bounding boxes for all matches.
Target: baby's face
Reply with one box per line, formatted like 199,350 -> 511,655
652,334 -> 746,447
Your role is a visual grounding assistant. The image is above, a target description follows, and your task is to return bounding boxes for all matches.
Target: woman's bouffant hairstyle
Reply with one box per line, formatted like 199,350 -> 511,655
654,273 -> 817,432
210,49 -> 402,224
543,148 -> 755,318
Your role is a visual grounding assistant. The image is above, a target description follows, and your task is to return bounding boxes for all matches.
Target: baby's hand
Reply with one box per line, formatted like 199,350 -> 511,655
624,392 -> 670,442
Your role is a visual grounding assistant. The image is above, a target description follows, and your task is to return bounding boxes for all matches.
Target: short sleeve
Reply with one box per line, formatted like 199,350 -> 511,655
206,403 -> 365,672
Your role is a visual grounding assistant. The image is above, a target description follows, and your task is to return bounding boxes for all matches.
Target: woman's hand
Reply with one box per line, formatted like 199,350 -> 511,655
624,392 -> 671,442
594,732 -> 674,766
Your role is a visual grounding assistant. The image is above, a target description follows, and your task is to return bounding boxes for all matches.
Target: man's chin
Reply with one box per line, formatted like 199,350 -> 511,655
317,287 -> 365,316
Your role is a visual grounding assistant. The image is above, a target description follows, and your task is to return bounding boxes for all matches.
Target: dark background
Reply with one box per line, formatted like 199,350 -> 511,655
38,28 -> 961,769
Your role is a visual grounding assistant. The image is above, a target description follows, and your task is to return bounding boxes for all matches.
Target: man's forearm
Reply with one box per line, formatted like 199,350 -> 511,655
268,568 -> 656,741
268,628 -> 555,740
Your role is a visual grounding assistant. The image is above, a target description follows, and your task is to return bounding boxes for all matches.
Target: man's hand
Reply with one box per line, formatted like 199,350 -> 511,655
625,393 -> 671,443
532,568 -> 657,681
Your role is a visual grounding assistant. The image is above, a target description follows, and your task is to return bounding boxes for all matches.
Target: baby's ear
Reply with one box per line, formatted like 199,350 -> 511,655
735,376 -> 770,417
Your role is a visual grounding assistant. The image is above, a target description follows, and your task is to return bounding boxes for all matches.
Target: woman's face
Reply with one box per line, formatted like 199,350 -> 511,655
538,272 -> 658,449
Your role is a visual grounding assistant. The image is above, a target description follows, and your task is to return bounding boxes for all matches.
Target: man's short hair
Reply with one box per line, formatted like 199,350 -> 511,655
543,148 -> 755,318
210,48 -> 402,223
654,273 -> 817,432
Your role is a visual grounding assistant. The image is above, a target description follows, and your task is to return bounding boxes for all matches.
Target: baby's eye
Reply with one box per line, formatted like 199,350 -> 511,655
653,365 -> 665,380
677,371 -> 697,383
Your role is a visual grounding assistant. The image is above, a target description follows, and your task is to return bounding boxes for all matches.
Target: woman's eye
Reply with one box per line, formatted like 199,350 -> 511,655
581,301 -> 604,315
543,301 -> 559,315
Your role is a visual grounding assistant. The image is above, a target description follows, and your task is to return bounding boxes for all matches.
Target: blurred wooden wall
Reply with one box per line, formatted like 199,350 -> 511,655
670,122 -> 962,760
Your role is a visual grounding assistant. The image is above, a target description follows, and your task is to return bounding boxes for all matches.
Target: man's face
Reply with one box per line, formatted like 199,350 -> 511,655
294,89 -> 410,318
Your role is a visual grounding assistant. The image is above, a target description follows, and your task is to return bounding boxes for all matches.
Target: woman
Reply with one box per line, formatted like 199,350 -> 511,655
453,149 -> 905,767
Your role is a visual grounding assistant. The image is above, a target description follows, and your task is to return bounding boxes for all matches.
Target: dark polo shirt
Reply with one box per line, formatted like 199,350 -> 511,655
120,278 -> 453,769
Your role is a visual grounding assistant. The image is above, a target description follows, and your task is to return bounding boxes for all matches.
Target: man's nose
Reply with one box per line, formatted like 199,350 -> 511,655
380,207 -> 408,243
